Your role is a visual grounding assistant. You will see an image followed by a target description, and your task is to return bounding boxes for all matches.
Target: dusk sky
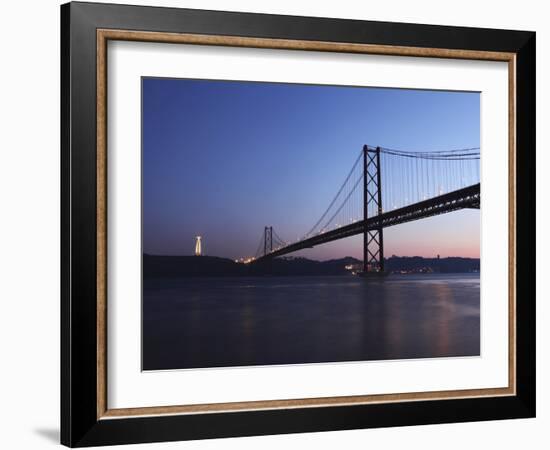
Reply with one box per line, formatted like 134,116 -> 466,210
142,78 -> 480,261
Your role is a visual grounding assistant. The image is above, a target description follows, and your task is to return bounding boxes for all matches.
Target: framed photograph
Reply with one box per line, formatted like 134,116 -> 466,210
61,2 -> 535,447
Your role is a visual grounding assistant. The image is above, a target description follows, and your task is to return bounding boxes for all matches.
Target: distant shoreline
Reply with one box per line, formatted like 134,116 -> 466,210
143,254 -> 480,278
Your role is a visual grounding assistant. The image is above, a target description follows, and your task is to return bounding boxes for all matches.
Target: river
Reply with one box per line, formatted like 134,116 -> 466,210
143,273 -> 480,370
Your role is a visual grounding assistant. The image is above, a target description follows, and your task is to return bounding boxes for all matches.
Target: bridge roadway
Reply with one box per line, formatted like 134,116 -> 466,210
254,183 -> 480,262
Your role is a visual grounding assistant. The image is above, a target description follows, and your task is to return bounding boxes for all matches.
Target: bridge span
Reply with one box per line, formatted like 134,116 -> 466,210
254,183 -> 479,262
249,145 -> 480,272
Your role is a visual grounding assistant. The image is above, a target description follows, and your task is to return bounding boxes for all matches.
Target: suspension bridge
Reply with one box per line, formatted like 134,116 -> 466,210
250,145 -> 480,274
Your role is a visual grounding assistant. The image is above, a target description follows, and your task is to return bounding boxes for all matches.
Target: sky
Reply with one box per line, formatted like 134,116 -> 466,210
142,78 -> 480,260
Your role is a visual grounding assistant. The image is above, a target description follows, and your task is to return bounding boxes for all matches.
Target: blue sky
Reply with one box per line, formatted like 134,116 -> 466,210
143,78 -> 480,260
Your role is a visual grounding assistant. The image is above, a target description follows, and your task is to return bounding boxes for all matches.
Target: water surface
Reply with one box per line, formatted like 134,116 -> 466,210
143,274 -> 480,370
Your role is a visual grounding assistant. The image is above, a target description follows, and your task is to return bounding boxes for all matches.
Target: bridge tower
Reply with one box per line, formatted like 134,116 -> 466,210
263,226 -> 273,256
363,145 -> 384,273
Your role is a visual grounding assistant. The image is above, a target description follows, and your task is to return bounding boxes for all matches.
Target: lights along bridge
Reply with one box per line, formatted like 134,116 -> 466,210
251,145 -> 480,273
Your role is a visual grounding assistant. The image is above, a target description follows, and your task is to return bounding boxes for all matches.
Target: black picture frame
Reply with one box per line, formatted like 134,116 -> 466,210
61,1 -> 535,447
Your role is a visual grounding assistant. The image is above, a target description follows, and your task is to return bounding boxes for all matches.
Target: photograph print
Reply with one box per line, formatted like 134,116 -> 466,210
142,78 -> 481,371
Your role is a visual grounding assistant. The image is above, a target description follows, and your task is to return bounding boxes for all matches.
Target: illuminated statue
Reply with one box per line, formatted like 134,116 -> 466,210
195,236 -> 202,256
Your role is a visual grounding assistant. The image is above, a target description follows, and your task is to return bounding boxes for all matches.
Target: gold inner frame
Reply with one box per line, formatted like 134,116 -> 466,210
96,29 -> 517,420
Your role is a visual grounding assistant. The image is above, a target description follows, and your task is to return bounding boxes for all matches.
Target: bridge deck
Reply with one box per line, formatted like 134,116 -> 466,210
254,183 -> 480,262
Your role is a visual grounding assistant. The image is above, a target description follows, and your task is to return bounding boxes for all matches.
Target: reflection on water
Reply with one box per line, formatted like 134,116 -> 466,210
142,274 -> 480,370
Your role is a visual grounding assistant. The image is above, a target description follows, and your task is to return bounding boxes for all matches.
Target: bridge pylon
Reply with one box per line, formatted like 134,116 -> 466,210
263,226 -> 273,256
363,145 -> 384,273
